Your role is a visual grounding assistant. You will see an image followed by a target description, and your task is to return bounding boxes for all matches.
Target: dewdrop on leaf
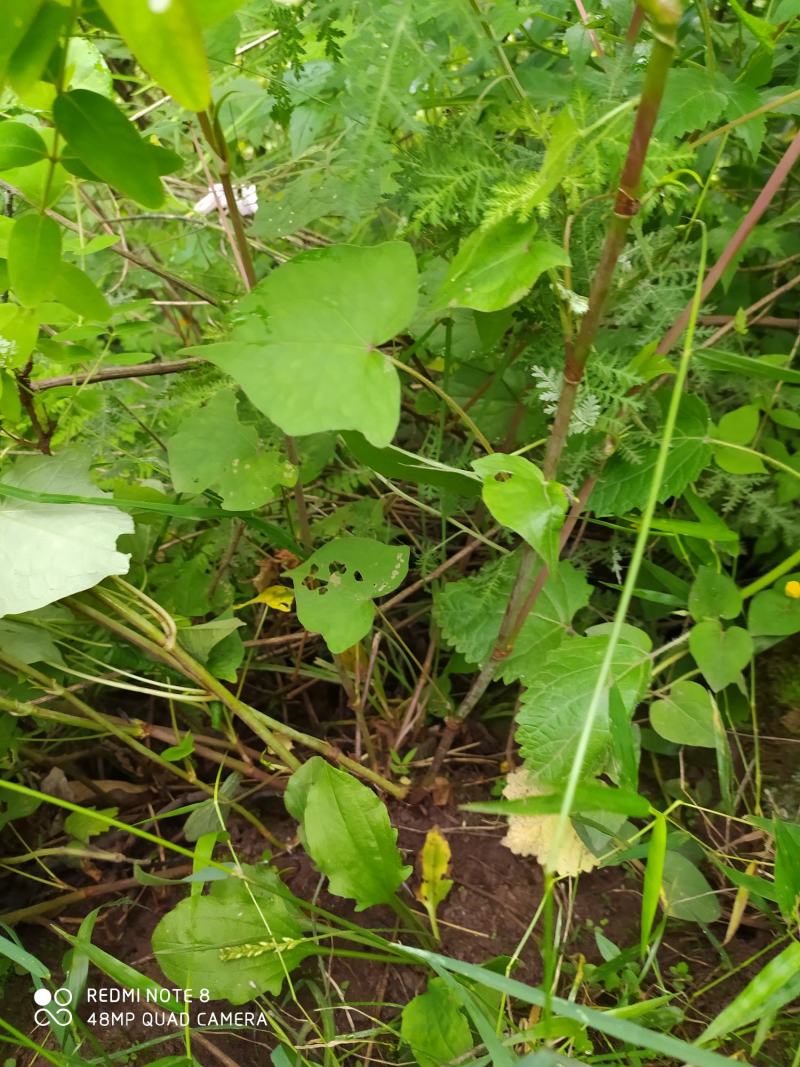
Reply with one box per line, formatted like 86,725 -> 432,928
501,768 -> 598,877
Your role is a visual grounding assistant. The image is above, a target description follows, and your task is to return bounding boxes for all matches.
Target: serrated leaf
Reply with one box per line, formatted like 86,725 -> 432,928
472,454 -> 568,570
650,680 -> 716,748
589,394 -> 710,517
0,121 -> 49,169
656,68 -> 729,141
7,213 -> 62,307
435,215 -> 569,312
434,553 -> 590,682
152,866 -> 312,1004
53,90 -> 165,209
401,978 -> 473,1067
288,537 -> 408,654
167,390 -> 296,510
688,566 -> 742,621
98,0 -> 211,111
65,806 -> 118,843
516,632 -> 652,787
284,757 -> 412,910
0,452 -> 133,617
689,620 -> 752,692
195,243 -> 417,447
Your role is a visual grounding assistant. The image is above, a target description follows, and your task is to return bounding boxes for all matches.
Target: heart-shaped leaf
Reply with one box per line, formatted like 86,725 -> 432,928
650,680 -> 716,748
689,620 -> 752,692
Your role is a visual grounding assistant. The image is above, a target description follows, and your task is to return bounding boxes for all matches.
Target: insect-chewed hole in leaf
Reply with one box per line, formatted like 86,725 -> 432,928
302,575 -> 316,591
328,560 -> 347,576
493,471 -> 512,482
353,569 -> 364,583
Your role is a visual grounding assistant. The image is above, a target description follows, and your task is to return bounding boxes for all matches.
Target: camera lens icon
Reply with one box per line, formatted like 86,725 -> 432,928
33,987 -> 73,1026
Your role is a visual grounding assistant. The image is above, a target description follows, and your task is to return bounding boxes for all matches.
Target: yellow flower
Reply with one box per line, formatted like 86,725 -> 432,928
785,580 -> 800,600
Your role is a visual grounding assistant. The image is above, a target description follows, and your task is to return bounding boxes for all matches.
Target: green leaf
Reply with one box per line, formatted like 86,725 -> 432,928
662,851 -> 721,924
649,680 -> 716,748
0,451 -> 133,617
98,0 -> 211,111
728,0 -> 775,49
774,820 -> 800,920
748,580 -> 800,636
464,783 -> 651,818
696,348 -> 800,384
288,537 -> 408,654
589,395 -> 710,517
178,616 -> 244,663
7,213 -> 62,307
688,566 -> 742,621
0,304 -> 39,368
167,390 -> 297,510
284,757 -> 412,910
0,121 -> 49,170
161,733 -> 195,763
0,619 -> 61,664
701,941 -> 800,1043
342,432 -> 480,498
196,242 -> 417,447
153,865 -> 311,1004
65,806 -> 119,843
0,933 -> 50,980
434,553 -> 590,680
714,404 -> 765,474
0,1 -> 44,82
688,620 -> 752,692
516,631 -> 652,787
401,978 -> 473,1067
640,812 -> 666,955
6,1 -> 68,92
656,68 -> 729,141
53,90 -> 165,209
471,454 -> 568,570
435,216 -> 569,313
52,262 -> 112,322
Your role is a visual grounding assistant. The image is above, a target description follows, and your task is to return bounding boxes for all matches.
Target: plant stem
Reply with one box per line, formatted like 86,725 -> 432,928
425,3 -> 681,779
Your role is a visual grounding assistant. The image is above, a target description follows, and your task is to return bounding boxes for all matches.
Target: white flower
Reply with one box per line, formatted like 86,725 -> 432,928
501,768 -> 598,876
193,183 -> 259,217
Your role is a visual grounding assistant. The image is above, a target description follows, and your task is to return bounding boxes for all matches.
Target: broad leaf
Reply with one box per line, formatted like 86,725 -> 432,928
435,216 -> 569,313
0,452 -> 133,617
284,757 -> 412,910
98,0 -> 211,111
516,631 -> 652,787
714,404 -> 764,474
53,90 -> 165,209
748,579 -> 800,636
0,121 -> 48,169
288,537 -> 408,654
434,552 -> 591,683
0,304 -> 39,368
196,243 -> 418,447
401,978 -> 473,1067
167,390 -> 297,510
688,566 -> 742,622
656,68 -> 729,141
152,866 -> 312,1003
7,213 -> 62,307
589,395 -> 710,517
662,851 -> 721,924
650,680 -> 716,748
0,619 -> 61,664
472,454 -> 568,569
688,620 -> 752,692
52,262 -> 112,322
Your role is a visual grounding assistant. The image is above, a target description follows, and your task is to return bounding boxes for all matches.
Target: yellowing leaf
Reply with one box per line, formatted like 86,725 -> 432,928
234,584 -> 294,612
416,828 -> 453,941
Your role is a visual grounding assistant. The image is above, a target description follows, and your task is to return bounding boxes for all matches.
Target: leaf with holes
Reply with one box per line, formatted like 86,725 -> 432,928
287,537 -> 408,654
167,390 -> 297,510
284,757 -> 412,910
472,454 -> 568,569
194,243 -> 417,447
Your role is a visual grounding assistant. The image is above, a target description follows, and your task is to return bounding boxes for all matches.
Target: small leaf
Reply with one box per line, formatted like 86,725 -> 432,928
689,620 -> 752,692
0,121 -> 49,169
161,733 -> 195,763
65,806 -> 119,843
416,829 -> 453,938
7,213 -> 62,307
748,577 -> 800,637
53,90 -> 165,209
235,585 -> 294,612
650,680 -> 716,748
0,451 -> 133,618
471,454 -> 568,570
152,866 -> 312,1004
401,978 -> 473,1067
288,537 -> 408,654
195,243 -> 418,448
284,757 -> 412,910
98,0 -> 211,111
714,404 -> 765,474
436,216 -> 569,313
688,565 -> 742,621
0,304 -> 39,368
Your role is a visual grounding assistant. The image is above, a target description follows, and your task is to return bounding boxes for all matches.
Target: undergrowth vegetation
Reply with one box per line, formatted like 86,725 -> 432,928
0,1 -> 799,1064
